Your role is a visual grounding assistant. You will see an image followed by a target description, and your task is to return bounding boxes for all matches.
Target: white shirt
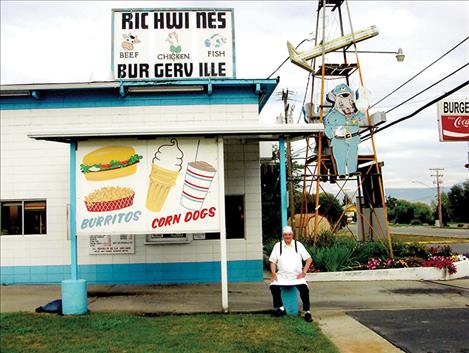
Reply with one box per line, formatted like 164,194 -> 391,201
269,240 -> 311,286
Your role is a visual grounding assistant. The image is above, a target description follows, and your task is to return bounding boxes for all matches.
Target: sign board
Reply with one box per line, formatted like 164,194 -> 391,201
89,234 -> 135,254
76,137 -> 220,236
112,8 -> 235,80
437,99 -> 469,141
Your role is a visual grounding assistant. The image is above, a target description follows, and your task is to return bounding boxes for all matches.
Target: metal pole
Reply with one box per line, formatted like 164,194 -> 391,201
282,90 -> 296,231
279,137 -> 288,230
70,141 -> 78,280
314,0 -> 327,242
430,168 -> 444,228
218,137 -> 229,312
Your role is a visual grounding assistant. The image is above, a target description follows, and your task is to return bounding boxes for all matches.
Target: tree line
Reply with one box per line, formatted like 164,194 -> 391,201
386,180 -> 469,225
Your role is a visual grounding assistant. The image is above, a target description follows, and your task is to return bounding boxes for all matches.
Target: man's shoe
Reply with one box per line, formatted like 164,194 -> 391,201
304,312 -> 313,322
273,308 -> 286,317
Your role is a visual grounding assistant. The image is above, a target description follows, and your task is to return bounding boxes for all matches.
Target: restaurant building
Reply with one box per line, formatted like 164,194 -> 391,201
0,10 -> 320,313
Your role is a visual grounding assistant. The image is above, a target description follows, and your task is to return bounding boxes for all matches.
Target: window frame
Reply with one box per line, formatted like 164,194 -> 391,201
0,199 -> 47,236
193,194 -> 246,240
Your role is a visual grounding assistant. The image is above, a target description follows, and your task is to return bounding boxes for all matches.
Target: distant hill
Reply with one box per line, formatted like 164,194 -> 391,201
385,187 -> 451,204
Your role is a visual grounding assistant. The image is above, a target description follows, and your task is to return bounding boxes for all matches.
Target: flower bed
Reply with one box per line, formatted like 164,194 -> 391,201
305,259 -> 469,282
263,231 -> 469,280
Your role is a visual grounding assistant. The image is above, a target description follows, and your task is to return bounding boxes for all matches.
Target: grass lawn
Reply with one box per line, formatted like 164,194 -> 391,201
390,233 -> 469,244
339,229 -> 468,244
0,312 -> 339,353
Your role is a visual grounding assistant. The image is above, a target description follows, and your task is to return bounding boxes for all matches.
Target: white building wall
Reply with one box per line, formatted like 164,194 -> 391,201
1,104 -> 263,273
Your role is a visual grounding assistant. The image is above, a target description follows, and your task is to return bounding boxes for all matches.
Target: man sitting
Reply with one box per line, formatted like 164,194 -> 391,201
269,226 -> 313,322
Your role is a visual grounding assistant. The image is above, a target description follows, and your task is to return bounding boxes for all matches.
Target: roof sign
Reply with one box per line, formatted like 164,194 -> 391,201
112,8 -> 235,80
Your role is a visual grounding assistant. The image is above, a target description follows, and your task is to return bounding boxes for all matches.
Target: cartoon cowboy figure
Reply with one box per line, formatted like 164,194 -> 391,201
323,83 -> 365,176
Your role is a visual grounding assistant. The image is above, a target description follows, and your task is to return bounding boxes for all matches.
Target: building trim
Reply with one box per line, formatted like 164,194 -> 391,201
0,78 -> 278,112
27,123 -> 324,143
0,260 -> 263,284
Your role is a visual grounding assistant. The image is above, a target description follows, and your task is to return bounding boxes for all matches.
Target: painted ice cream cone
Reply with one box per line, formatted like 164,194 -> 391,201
146,139 -> 184,212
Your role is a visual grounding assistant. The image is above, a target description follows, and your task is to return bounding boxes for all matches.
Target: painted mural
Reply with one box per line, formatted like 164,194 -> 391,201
76,138 -> 220,236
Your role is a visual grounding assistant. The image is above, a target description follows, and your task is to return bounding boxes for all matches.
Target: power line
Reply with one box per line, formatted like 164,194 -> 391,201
385,62 -> 469,114
361,79 -> 469,141
266,38 -> 312,79
370,36 -> 469,109
373,95 -> 440,110
297,73 -> 312,123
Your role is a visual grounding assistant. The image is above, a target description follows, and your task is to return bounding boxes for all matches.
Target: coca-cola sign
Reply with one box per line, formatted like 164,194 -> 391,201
437,99 -> 469,142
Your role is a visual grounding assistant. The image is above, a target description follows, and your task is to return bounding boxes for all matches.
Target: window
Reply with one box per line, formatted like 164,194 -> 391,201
225,195 -> 245,239
198,195 -> 245,240
1,200 -> 47,235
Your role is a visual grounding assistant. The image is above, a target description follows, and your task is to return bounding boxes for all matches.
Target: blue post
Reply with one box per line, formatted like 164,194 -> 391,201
279,137 -> 299,315
70,141 -> 78,280
279,137 -> 288,230
61,141 -> 88,315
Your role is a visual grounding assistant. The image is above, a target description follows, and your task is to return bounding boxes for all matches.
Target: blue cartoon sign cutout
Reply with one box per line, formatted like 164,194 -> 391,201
323,83 -> 366,176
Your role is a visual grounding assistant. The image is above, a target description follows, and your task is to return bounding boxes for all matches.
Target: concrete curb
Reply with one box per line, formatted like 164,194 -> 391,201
306,260 -> 469,282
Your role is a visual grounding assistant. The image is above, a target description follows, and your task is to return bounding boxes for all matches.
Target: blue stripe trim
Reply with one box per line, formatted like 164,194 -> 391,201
0,260 -> 263,284
0,90 -> 257,111
0,79 -> 279,112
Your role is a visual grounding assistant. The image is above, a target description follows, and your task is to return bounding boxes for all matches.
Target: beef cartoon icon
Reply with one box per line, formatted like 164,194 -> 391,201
121,33 -> 141,51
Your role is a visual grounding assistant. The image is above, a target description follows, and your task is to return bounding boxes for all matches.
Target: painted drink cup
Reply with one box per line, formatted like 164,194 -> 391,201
180,161 -> 217,210
146,164 -> 180,212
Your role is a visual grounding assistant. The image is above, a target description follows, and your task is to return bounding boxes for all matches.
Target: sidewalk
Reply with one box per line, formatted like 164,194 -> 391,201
1,279 -> 468,353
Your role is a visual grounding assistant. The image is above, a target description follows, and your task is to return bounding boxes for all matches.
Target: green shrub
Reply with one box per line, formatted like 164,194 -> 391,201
312,230 -> 336,248
403,256 -> 424,267
392,240 -> 430,259
410,219 -> 422,226
429,245 -> 453,257
311,245 -> 355,272
353,241 -> 389,264
263,240 -> 277,270
335,236 -> 358,249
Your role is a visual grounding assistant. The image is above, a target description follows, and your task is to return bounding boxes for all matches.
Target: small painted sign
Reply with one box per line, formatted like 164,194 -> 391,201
76,137 -> 220,236
112,8 -> 235,80
89,234 -> 135,254
437,99 -> 469,142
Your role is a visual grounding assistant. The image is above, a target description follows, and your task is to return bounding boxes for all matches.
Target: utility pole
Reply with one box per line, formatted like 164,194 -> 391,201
281,89 -> 296,232
430,168 -> 444,228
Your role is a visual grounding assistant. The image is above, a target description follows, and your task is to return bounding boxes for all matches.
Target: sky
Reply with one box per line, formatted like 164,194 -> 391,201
1,0 -> 468,192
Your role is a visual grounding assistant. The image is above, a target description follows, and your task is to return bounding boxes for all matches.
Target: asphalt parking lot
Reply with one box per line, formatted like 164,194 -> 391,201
349,308 -> 469,353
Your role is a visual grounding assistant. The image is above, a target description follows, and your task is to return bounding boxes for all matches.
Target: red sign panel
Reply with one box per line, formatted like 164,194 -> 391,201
440,115 -> 469,141
437,100 -> 469,142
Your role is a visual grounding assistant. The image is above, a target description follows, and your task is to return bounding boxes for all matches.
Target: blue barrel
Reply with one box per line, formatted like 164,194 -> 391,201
61,279 -> 88,315
281,286 -> 299,315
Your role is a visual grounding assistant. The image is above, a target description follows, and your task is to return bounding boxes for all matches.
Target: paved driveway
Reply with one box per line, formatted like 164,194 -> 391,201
349,308 -> 469,353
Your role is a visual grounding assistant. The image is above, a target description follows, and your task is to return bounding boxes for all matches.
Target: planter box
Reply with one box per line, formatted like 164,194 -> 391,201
305,260 -> 469,282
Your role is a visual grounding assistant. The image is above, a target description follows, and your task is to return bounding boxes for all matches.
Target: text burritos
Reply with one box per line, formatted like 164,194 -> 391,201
80,146 -> 143,181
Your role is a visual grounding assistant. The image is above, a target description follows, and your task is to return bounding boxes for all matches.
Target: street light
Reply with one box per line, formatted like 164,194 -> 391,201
332,48 -> 405,62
